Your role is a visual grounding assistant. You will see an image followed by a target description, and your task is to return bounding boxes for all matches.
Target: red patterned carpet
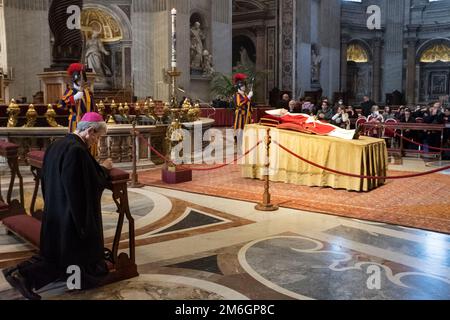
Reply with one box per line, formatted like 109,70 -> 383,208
139,165 -> 450,234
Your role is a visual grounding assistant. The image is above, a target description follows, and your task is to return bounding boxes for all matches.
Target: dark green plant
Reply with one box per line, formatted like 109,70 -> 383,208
210,72 -> 235,102
210,65 -> 267,102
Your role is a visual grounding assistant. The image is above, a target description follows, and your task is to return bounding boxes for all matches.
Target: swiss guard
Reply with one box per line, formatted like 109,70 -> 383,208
59,63 -> 96,133
233,73 -> 254,144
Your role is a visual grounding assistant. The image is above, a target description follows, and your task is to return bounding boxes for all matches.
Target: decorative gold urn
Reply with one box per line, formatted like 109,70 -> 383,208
188,101 -> 201,122
118,103 -> 125,117
134,102 -> 141,116
23,104 -> 38,127
143,101 -> 150,117
124,102 -> 130,118
148,98 -> 156,118
163,102 -> 172,119
107,100 -> 117,124
45,104 -> 61,127
97,100 -> 106,119
7,99 -> 20,128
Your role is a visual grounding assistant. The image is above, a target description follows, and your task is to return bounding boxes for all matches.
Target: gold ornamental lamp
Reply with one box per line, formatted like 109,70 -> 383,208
24,104 -> 38,128
97,100 -> 106,119
124,102 -> 130,119
107,100 -> 117,124
45,104 -> 61,127
7,99 -> 20,128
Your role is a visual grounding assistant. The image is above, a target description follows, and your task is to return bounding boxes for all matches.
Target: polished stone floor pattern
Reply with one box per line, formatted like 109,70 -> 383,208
0,175 -> 449,300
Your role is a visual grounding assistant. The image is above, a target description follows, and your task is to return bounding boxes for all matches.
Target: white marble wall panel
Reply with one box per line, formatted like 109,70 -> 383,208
3,0 -> 51,101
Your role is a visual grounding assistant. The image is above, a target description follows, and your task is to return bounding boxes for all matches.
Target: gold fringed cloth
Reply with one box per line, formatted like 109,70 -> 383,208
242,124 -> 388,192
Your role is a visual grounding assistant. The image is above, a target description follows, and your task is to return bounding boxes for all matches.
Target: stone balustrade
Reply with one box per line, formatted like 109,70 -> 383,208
0,125 -> 168,164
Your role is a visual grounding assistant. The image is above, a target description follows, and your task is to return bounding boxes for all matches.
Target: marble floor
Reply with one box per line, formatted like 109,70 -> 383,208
0,159 -> 449,300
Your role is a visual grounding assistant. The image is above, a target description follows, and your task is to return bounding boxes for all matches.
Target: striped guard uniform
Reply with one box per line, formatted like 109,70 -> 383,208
59,87 -> 96,133
233,92 -> 253,131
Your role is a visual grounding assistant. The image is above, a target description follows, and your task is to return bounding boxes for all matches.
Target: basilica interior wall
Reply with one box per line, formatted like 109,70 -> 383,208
342,0 -> 450,105
294,0 -> 340,100
2,0 -> 51,102
210,0 -> 232,82
131,0 -> 232,102
132,0 -> 170,100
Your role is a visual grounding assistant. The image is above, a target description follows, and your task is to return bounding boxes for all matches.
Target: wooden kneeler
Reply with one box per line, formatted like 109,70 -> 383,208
0,141 -> 25,217
2,151 -> 139,287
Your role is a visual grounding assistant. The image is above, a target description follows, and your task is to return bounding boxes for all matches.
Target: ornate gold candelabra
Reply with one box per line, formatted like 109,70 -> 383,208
165,67 -> 183,170
167,68 -> 181,108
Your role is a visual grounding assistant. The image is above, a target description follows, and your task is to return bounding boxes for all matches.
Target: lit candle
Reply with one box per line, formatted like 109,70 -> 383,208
171,8 -> 177,69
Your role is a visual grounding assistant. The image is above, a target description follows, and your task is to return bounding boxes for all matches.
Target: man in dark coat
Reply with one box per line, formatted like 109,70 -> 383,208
3,112 -> 113,300
361,95 -> 375,117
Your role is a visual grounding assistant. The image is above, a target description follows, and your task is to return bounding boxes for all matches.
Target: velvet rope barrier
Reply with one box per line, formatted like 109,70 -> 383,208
177,140 -> 263,171
137,133 -> 262,171
382,127 -> 450,152
274,141 -> 450,180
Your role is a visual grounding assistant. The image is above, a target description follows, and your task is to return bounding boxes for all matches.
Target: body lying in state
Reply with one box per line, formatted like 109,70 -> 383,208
261,109 -> 358,140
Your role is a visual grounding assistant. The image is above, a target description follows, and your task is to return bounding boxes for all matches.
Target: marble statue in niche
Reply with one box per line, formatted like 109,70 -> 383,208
202,50 -> 214,76
85,30 -> 112,85
311,45 -> 322,84
190,21 -> 206,71
238,47 -> 255,70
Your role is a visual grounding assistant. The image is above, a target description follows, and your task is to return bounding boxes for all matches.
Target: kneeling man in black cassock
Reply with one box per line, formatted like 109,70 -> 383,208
3,112 -> 113,300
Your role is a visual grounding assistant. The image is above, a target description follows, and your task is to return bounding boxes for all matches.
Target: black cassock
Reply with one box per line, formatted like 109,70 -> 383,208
25,134 -> 110,289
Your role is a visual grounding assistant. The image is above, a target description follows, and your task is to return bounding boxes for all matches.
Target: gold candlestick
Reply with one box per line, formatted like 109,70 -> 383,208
167,68 -> 181,108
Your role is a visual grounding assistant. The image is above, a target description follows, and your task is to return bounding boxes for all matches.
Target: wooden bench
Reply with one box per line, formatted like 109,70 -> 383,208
2,151 -> 138,285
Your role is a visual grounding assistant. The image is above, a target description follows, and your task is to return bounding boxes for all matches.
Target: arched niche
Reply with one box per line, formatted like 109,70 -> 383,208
82,4 -> 132,91
232,34 -> 256,70
417,39 -> 450,102
190,12 -> 209,75
346,41 -> 372,103
232,0 -> 266,13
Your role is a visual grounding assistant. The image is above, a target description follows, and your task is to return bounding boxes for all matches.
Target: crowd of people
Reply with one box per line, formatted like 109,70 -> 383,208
277,95 -> 450,128
276,94 -> 450,153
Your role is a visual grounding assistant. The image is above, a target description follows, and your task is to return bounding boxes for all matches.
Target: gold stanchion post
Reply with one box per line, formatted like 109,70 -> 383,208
129,119 -> 144,188
255,128 -> 279,211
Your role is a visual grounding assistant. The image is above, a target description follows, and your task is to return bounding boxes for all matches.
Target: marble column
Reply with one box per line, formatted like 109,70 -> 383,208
405,37 -> 417,104
279,0 -> 295,92
372,38 -> 382,103
255,26 -> 266,103
340,35 -> 350,94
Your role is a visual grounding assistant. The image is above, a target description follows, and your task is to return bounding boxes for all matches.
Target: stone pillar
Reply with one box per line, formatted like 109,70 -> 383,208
372,38 -> 382,103
340,35 -> 350,93
406,36 -> 418,104
255,26 -> 266,103
279,0 -> 295,92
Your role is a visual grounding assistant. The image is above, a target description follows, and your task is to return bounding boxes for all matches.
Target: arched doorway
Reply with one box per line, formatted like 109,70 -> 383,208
346,41 -> 372,104
418,40 -> 450,103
